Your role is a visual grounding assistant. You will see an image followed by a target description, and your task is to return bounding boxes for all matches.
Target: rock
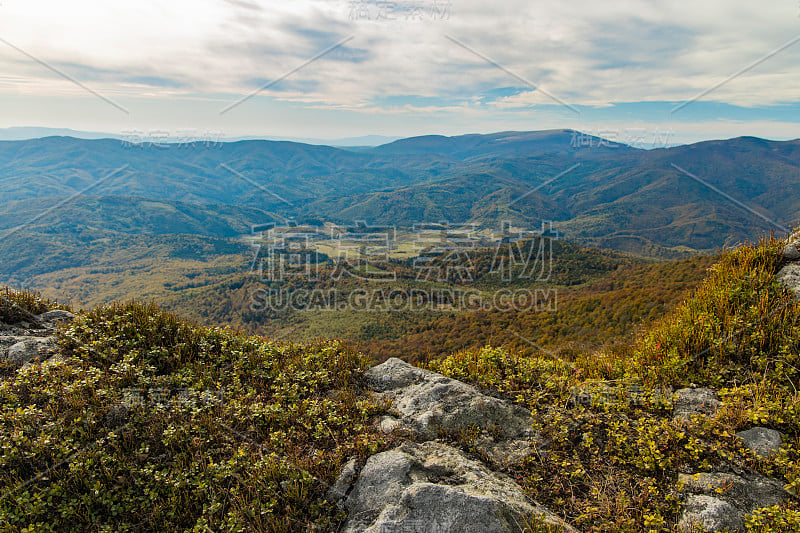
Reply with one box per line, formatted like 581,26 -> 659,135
37,309 -> 75,325
783,243 -> 800,261
365,358 -> 539,448
678,472 -> 790,531
327,457 -> 358,505
1,336 -> 56,366
736,427 -> 783,459
341,441 -> 575,533
0,305 -> 67,369
7,341 -> 38,364
777,262 -> 800,297
674,388 -> 720,421
476,438 -> 538,468
378,416 -> 402,434
343,360 -> 571,531
678,495 -> 744,532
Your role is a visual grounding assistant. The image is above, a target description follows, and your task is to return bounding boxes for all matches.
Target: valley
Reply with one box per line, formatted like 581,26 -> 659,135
2,130 -> 792,360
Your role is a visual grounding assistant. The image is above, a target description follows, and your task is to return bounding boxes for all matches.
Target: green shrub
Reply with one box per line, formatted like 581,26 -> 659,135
0,300 -> 390,531
745,503 -> 800,532
635,236 -> 800,389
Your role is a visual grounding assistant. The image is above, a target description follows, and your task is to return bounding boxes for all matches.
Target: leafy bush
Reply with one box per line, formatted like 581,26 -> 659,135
0,300 -> 389,531
635,236 -> 800,389
745,503 -> 800,532
0,287 -> 68,325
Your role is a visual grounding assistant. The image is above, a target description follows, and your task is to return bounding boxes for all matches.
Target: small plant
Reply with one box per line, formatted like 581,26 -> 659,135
744,502 -> 800,531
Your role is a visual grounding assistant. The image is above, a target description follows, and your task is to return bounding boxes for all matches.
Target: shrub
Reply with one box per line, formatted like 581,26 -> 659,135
0,301 -> 390,531
635,236 -> 800,389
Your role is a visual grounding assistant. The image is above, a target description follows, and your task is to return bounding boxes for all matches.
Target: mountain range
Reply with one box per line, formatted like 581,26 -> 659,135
1,129 -> 799,286
0,127 -> 399,146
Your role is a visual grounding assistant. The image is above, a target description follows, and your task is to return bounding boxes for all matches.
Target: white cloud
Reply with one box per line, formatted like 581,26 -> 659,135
0,0 -> 797,136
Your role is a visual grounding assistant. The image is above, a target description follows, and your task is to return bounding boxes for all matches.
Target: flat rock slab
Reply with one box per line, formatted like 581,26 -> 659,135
37,310 -> 75,325
674,388 -> 720,421
341,441 -> 575,533
0,308 -> 72,369
366,358 -> 537,440
737,427 -> 783,459
678,472 -> 790,532
365,358 -> 541,464
783,243 -> 800,261
777,263 -> 800,297
0,336 -> 57,366
679,495 -> 743,532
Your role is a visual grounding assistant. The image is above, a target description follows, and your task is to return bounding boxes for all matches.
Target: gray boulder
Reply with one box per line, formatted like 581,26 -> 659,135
678,472 -> 790,531
365,358 -> 540,465
1,336 -> 57,366
674,388 -> 721,421
340,441 -> 575,533
37,309 -> 75,325
327,457 -> 358,505
678,495 -> 744,532
737,427 -> 783,459
777,262 -> 800,296
783,243 -> 800,261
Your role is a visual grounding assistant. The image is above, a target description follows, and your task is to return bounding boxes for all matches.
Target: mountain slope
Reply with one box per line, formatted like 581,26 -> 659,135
1,132 -> 799,257
0,136 -> 458,211
370,129 -> 632,160
318,136 -> 800,252
2,235 -> 798,532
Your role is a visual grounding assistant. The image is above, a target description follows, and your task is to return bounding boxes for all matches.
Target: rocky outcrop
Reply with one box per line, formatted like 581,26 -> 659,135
737,427 -> 783,459
0,303 -> 73,368
776,262 -> 800,296
679,495 -> 743,532
1,336 -> 57,365
343,358 -> 797,532
782,242 -> 800,261
330,359 -> 572,532
673,387 -> 721,421
340,441 -> 574,533
777,237 -> 800,295
365,358 -> 541,466
678,472 -> 791,532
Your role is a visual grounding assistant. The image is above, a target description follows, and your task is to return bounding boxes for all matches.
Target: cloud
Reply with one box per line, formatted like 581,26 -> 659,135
0,0 -> 797,138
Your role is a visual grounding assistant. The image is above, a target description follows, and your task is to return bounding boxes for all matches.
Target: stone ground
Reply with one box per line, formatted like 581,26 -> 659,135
0,301 -> 74,369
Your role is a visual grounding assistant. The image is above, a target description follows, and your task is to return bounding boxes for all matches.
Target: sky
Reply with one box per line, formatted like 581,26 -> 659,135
0,0 -> 798,145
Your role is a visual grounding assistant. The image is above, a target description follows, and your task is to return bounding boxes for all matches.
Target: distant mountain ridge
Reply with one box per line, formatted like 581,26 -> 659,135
371,129 -> 633,159
0,130 -> 798,260
0,127 -> 400,146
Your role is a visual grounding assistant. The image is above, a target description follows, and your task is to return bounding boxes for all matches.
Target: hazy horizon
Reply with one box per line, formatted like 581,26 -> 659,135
0,125 -> 797,150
